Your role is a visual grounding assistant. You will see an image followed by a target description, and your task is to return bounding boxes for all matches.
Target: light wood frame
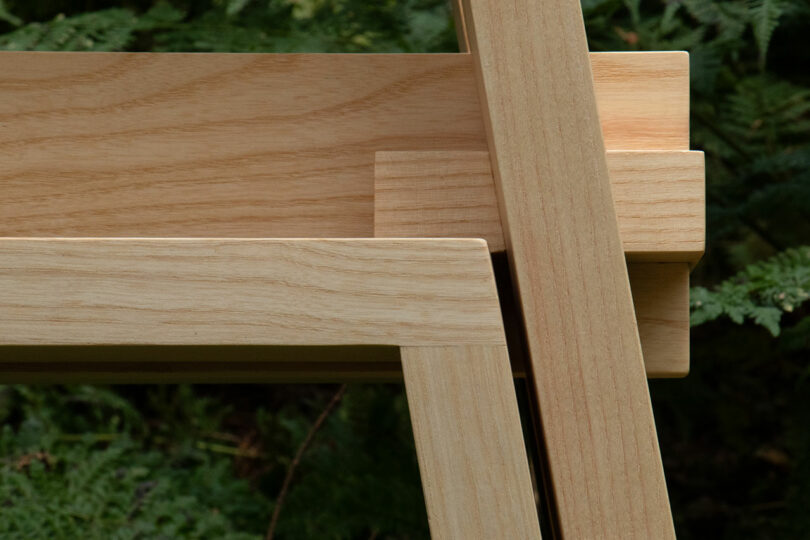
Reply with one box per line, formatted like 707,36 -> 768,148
0,4 -> 703,534
0,49 -> 701,381
0,237 -> 541,539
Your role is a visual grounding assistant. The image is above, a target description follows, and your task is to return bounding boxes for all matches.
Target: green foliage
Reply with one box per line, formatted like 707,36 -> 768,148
0,0 -> 457,53
0,9 -> 139,51
0,384 -> 426,539
269,386 -> 427,538
691,246 -> 810,335
0,385 -> 267,538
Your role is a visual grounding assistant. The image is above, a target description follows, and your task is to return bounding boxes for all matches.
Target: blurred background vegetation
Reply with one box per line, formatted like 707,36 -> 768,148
0,0 -> 808,538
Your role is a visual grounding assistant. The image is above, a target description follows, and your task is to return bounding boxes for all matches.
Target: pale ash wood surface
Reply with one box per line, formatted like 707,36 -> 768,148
0,239 -> 504,347
630,263 -> 691,377
0,238 -> 543,538
402,345 -> 541,540
591,52 -> 690,151
451,0 -> 690,149
462,0 -> 675,537
374,150 -> 704,262
0,51 -> 687,238
375,150 -> 692,377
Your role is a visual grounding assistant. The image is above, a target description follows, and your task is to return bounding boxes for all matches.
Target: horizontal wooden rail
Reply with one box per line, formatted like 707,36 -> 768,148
0,51 -> 689,264
0,239 -> 687,379
0,238 -> 504,347
375,150 -> 705,262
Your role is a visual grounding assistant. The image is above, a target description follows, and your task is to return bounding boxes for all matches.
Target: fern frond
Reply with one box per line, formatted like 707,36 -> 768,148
0,9 -> 138,51
749,0 -> 784,69
691,246 -> 810,335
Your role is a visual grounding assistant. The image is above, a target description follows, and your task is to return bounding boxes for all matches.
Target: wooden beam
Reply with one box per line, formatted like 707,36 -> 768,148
402,345 -> 541,539
0,52 -> 688,245
374,150 -> 704,262
461,0 -> 675,536
629,263 -> 690,377
0,239 -> 503,347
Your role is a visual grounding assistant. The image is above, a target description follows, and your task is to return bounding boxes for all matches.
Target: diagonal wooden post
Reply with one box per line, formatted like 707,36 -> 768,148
458,0 -> 676,537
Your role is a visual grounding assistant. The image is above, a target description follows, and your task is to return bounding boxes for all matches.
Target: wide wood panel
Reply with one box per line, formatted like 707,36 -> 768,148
375,150 -> 704,261
461,0 -> 675,537
0,51 -> 687,240
0,239 -> 504,347
402,345 -> 541,539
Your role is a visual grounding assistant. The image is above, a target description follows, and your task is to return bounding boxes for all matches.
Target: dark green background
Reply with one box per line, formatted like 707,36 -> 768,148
0,1 -> 809,538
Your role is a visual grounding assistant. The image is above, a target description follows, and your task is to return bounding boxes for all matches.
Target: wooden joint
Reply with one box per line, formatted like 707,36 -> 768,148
0,237 -> 542,538
374,150 -> 705,263
374,150 -> 696,378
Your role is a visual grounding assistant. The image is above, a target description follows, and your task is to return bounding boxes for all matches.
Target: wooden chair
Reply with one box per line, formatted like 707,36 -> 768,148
0,0 -> 703,537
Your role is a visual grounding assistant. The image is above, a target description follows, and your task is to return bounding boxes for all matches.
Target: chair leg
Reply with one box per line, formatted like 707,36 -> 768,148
401,345 -> 541,539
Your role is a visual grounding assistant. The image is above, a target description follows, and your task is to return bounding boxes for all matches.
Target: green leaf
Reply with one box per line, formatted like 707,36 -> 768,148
0,9 -> 139,51
136,1 -> 186,30
749,0 -> 784,69
753,306 -> 783,336
226,0 -> 253,17
691,247 -> 810,335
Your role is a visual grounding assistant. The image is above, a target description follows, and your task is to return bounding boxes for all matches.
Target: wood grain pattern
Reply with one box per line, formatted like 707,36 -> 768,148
402,345 -> 541,539
374,151 -> 693,377
609,150 -> 704,262
450,1 -> 690,150
0,238 -> 541,536
461,0 -> 675,537
0,257 -> 690,382
0,51 -> 687,239
374,150 -> 704,261
0,239 -> 504,347
375,150 -> 504,248
591,52 -> 690,151
630,264 -> 690,377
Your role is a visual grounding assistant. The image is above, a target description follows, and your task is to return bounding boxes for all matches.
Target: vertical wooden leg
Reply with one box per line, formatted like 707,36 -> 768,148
401,345 -> 541,539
